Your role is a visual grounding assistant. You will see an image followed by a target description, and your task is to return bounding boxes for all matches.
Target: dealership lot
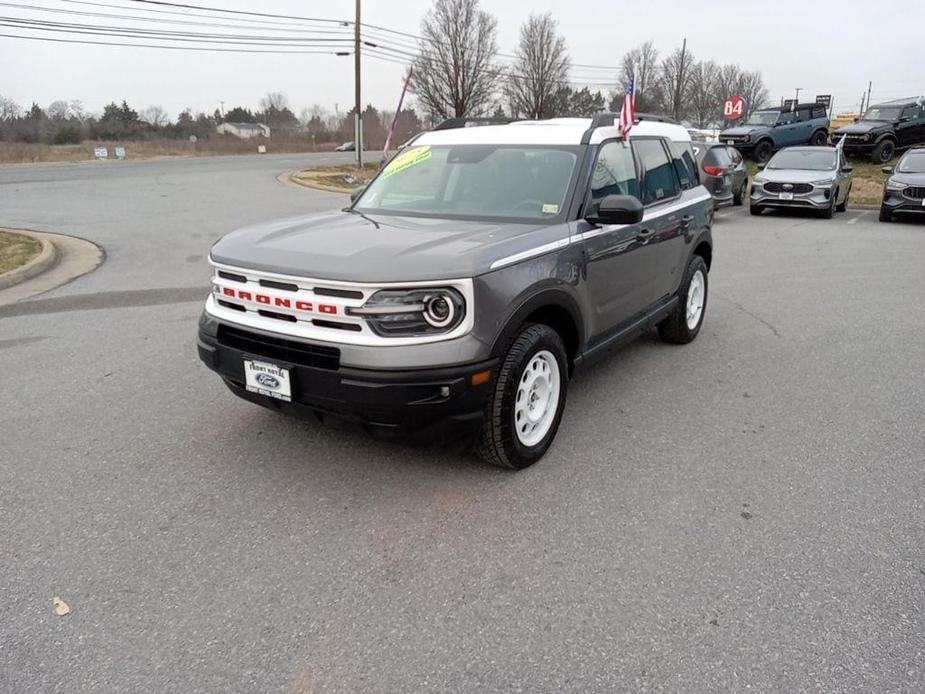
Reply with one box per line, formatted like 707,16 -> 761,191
1,155 -> 924,692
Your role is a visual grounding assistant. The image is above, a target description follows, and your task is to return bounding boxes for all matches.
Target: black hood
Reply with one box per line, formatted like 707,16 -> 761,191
833,120 -> 892,135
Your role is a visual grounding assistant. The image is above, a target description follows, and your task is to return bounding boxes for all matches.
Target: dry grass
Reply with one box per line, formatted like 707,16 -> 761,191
293,163 -> 380,191
0,230 -> 42,275
0,138 -> 341,165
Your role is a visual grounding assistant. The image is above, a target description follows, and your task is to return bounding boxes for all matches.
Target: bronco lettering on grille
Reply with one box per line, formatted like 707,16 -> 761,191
220,286 -> 338,315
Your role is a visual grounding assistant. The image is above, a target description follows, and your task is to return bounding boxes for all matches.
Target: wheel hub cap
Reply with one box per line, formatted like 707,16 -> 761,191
514,351 -> 561,447
686,270 -> 705,330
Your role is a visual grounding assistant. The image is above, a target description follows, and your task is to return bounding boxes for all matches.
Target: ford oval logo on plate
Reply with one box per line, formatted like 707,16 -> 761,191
255,373 -> 280,389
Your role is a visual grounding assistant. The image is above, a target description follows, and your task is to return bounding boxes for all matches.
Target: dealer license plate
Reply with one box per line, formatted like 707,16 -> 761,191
780,192 -> 794,201
726,140 -> 734,145
244,360 -> 292,402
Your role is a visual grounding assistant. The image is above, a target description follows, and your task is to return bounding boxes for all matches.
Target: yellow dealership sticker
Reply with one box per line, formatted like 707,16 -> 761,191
382,146 -> 432,178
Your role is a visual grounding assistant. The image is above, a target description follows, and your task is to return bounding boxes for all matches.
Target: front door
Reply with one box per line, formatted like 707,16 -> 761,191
897,104 -> 925,148
578,140 -> 658,339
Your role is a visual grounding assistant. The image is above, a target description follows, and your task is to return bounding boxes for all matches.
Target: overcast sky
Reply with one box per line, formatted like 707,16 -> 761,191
1,0 -> 922,119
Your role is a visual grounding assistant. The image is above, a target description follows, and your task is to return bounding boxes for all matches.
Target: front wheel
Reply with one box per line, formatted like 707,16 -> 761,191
871,140 -> 896,163
476,324 -> 568,469
810,130 -> 828,146
879,207 -> 892,223
659,255 -> 709,345
753,140 -> 773,163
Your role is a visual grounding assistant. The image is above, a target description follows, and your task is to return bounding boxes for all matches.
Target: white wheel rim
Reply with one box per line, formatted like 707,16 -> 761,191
686,270 -> 706,330
514,350 -> 561,447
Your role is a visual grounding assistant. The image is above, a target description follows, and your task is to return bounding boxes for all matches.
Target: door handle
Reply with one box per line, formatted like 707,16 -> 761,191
636,228 -> 654,244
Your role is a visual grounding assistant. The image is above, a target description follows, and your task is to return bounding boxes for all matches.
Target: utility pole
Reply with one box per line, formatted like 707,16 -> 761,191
794,87 -> 802,104
863,81 -> 873,114
673,37 -> 687,122
220,101 -> 225,118
354,0 -> 362,168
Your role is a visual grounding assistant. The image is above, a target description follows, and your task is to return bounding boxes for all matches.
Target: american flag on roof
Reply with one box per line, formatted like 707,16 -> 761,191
618,75 -> 637,138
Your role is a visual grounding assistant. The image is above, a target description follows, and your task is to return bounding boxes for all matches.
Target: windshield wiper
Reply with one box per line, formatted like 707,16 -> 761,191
344,207 -> 381,230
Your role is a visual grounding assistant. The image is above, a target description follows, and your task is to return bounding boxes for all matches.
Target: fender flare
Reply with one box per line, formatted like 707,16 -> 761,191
489,285 -> 585,362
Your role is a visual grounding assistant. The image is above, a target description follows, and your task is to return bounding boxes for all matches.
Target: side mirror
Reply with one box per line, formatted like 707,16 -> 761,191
881,165 -> 893,174
587,194 -> 644,225
842,165 -> 853,173
349,184 -> 367,204
899,117 -> 910,123
757,163 -> 767,170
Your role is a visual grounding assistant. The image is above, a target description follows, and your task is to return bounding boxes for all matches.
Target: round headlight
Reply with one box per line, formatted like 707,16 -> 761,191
424,294 -> 456,328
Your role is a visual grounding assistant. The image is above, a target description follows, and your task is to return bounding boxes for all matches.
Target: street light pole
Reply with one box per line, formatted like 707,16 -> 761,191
354,0 -> 362,168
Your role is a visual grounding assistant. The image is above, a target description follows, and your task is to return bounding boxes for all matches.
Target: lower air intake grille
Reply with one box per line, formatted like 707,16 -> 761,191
217,325 -> 340,370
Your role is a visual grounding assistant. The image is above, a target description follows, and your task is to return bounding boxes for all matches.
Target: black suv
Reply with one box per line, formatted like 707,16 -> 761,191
831,98 -> 925,163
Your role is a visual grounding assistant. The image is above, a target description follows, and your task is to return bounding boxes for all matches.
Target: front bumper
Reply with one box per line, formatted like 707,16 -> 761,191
841,141 -> 875,155
198,313 -> 496,440
750,184 -> 834,210
882,190 -> 925,215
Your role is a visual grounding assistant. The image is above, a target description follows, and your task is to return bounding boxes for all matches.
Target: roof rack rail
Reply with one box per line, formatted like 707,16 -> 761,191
581,111 -> 679,143
433,117 -> 514,131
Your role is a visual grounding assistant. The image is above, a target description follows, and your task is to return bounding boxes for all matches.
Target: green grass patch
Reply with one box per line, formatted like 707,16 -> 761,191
0,230 -> 42,275
294,163 -> 380,191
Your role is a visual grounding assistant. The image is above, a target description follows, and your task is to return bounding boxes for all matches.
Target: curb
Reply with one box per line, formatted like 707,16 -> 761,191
282,170 -> 352,195
0,231 -> 58,290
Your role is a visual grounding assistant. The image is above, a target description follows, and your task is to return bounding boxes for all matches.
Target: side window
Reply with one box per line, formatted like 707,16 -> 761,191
794,107 -> 810,122
901,105 -> 918,120
668,141 -> 697,190
587,141 -> 639,216
813,106 -> 827,119
633,138 -> 681,205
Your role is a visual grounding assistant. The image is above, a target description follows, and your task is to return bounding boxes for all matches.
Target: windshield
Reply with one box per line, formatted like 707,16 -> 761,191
767,149 -> 837,171
745,111 -> 779,126
862,106 -> 902,121
355,144 -> 579,221
898,153 -> 925,173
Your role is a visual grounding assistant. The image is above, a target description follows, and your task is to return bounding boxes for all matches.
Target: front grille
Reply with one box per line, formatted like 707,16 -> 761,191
904,186 -> 925,200
764,182 -> 813,194
217,325 -> 340,370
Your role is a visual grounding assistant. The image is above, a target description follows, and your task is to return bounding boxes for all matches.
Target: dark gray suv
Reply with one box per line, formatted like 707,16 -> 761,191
198,116 -> 714,468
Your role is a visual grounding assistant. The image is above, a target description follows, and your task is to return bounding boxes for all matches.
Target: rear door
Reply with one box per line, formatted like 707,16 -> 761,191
631,137 -> 686,304
898,104 -> 925,148
577,140 -> 658,338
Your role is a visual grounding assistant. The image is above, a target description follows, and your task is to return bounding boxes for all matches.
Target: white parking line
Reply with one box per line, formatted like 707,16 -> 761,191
848,210 -> 872,225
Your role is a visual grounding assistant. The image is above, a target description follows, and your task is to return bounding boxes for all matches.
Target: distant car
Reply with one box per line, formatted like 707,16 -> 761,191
750,146 -> 853,219
335,141 -> 356,152
694,142 -> 748,208
831,98 -> 925,163
720,103 -> 830,163
879,147 -> 925,222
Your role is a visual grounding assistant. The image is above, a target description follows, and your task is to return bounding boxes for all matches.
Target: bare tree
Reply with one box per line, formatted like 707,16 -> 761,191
737,70 -> 770,117
0,94 -> 21,121
505,13 -> 570,119
141,105 -> 169,127
687,60 -> 721,127
46,100 -> 71,120
617,41 -> 660,112
659,44 -> 695,121
260,92 -> 289,112
69,100 -> 88,123
412,0 -> 499,119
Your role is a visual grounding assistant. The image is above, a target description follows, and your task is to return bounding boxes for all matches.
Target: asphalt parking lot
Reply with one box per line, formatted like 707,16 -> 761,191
2,155 -> 924,693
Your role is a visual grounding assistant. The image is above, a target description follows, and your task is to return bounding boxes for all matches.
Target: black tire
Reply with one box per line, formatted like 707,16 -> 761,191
879,207 -> 892,223
821,193 -> 836,219
836,188 -> 849,213
810,130 -> 828,146
658,255 -> 709,345
871,139 -> 896,164
733,179 -> 746,206
753,140 -> 773,163
750,203 -> 763,216
475,323 -> 568,469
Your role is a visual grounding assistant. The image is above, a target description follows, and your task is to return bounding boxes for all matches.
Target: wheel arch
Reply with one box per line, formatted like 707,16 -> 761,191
490,288 -> 584,375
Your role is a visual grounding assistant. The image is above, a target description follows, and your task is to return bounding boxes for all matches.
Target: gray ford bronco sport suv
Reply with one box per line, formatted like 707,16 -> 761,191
198,115 -> 714,469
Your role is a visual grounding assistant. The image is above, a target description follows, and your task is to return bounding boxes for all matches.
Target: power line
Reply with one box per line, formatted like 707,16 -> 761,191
0,30 -> 349,53
123,0 -> 347,25
0,17 -> 354,46
0,1 -> 353,35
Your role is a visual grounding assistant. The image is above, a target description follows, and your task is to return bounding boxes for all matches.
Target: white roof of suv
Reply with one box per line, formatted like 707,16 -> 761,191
415,117 -> 692,147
